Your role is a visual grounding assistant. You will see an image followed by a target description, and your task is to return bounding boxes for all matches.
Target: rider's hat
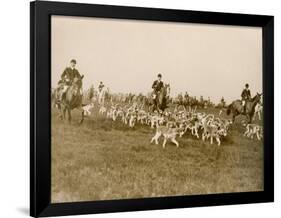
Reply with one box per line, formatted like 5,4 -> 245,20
70,59 -> 77,64
157,73 -> 162,78
245,83 -> 249,88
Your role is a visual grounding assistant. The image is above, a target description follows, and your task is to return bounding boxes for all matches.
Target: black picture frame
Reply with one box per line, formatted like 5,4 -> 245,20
30,1 -> 274,217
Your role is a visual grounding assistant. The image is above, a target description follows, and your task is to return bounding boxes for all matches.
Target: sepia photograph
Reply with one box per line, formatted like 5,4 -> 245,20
51,15 -> 263,203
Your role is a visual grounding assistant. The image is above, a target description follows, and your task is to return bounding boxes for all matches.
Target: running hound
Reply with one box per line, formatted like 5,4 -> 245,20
82,102 -> 94,116
150,126 -> 184,148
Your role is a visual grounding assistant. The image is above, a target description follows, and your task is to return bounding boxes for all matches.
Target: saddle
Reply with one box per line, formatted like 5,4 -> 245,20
239,100 -> 249,114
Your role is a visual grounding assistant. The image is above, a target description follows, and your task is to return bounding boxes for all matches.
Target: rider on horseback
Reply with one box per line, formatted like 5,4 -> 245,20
241,83 -> 251,113
220,97 -> 226,107
98,81 -> 105,93
152,73 -> 164,107
57,59 -> 82,101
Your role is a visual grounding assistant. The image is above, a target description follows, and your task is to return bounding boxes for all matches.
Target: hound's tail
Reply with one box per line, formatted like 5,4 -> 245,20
226,104 -> 232,116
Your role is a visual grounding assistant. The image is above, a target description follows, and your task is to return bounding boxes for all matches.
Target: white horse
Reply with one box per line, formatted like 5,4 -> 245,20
98,87 -> 106,106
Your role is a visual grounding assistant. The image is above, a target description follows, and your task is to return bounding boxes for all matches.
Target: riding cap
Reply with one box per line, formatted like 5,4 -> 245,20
70,59 -> 77,64
157,73 -> 162,78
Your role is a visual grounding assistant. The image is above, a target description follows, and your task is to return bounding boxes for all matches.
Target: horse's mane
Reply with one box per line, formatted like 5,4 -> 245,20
159,83 -> 170,95
251,93 -> 261,102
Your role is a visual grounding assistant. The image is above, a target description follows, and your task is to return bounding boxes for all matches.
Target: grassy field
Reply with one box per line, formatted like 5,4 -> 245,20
51,106 -> 263,203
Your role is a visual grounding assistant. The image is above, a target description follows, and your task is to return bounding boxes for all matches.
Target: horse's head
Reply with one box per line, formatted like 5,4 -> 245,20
73,75 -> 83,88
163,83 -> 170,97
71,75 -> 83,95
253,92 -> 262,103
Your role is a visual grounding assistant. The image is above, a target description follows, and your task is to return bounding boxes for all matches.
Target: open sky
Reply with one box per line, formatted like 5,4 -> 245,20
51,15 -> 262,103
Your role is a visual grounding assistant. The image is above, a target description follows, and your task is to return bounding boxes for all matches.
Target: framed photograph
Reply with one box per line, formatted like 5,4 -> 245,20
30,1 -> 274,217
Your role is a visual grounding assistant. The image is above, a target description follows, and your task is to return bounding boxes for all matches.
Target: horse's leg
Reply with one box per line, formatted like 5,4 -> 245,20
155,100 -> 159,113
253,112 -> 256,121
154,102 -> 158,113
248,115 -> 252,124
63,108 -> 66,120
232,113 -> 236,123
67,109 -> 71,123
80,110 -> 84,124
58,106 -> 63,120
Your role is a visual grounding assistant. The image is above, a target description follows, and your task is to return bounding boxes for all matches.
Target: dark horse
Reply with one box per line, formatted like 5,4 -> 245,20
57,75 -> 85,123
226,93 -> 262,123
149,83 -> 170,112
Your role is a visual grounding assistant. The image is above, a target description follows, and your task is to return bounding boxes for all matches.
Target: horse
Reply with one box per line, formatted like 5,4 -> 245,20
97,87 -> 106,106
58,75 -> 85,123
87,85 -> 95,101
153,83 -> 170,112
226,93 -> 262,123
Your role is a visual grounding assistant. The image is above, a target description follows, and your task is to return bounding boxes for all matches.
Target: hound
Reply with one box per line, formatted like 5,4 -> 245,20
189,118 -> 201,138
99,106 -> 107,115
150,114 -> 164,128
82,102 -> 94,116
202,124 -> 227,146
115,109 -> 125,122
244,124 -> 263,140
212,118 -> 232,131
201,114 -> 227,146
137,113 -> 148,124
186,113 -> 205,138
106,108 -> 113,119
128,113 -> 137,127
253,103 -> 263,121
150,126 -> 184,148
166,120 -> 178,128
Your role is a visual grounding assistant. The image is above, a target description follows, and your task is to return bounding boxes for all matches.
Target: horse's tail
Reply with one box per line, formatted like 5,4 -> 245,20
226,103 -> 232,115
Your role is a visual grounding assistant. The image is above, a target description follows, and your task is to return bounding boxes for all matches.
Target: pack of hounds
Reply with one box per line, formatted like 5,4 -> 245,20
82,102 -> 263,149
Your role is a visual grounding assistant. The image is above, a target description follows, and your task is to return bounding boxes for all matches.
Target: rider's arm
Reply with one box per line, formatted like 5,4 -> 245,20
75,69 -> 81,78
241,89 -> 245,98
61,68 -> 68,79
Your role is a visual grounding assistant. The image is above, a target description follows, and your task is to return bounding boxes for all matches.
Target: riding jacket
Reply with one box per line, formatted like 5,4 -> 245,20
152,80 -> 164,93
241,88 -> 251,101
60,67 -> 81,85
98,84 -> 105,92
